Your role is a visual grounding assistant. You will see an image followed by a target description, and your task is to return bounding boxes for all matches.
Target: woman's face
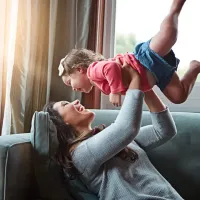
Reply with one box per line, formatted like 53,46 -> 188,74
53,100 -> 95,131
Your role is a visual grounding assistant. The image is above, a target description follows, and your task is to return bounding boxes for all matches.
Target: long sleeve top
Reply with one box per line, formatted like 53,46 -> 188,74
87,54 -> 151,95
72,90 -> 183,200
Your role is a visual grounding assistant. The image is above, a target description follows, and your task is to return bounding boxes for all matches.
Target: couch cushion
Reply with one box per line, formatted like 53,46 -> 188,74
92,110 -> 200,200
146,112 -> 200,200
30,111 -> 98,200
0,134 -> 36,200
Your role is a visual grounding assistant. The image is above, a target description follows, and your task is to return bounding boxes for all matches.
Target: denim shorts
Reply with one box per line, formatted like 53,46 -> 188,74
134,40 -> 180,91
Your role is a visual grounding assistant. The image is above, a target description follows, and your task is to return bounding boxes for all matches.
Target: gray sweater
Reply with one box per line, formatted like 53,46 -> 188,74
72,90 -> 183,200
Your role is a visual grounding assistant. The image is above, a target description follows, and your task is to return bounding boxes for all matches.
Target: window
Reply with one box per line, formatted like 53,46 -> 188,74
115,0 -> 200,81
102,0 -> 200,112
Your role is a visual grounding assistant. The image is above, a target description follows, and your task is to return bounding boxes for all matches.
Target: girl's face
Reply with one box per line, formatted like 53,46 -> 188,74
62,68 -> 93,93
53,100 -> 95,131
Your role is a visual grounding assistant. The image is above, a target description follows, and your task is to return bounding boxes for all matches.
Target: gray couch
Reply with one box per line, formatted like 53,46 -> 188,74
0,110 -> 200,200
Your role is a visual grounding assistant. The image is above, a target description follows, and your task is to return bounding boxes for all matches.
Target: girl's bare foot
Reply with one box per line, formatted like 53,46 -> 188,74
189,60 -> 200,74
170,0 -> 186,14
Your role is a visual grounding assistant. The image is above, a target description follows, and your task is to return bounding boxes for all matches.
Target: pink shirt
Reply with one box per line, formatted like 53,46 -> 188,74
87,53 -> 151,95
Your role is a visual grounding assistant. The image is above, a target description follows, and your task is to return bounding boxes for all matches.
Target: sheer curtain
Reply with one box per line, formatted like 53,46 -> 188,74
1,0 -> 18,135
0,0 -> 92,135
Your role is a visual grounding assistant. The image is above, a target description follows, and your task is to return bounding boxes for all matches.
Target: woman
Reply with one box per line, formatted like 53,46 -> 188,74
43,65 -> 183,200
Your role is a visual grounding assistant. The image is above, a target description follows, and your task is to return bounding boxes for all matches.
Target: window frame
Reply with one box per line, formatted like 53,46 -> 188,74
101,0 -> 200,112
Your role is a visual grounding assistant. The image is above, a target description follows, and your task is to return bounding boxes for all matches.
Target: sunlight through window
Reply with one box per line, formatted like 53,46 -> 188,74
115,0 -> 200,80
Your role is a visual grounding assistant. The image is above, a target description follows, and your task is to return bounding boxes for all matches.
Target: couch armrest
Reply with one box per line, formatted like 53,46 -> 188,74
0,133 -> 36,200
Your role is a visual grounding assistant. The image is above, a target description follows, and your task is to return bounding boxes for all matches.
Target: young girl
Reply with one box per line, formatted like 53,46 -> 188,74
59,0 -> 200,106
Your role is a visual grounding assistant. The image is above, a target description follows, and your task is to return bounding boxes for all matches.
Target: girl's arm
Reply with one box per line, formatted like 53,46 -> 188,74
134,89 -> 177,151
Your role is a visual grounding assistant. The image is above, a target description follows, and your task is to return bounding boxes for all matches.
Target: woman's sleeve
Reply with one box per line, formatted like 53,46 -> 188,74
134,108 -> 177,151
72,90 -> 144,174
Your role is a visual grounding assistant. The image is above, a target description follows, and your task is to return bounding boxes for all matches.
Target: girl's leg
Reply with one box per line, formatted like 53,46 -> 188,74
163,60 -> 200,104
149,0 -> 186,57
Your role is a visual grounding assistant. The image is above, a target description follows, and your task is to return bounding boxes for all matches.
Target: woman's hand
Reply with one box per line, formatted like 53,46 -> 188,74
122,61 -> 140,90
144,89 -> 166,112
116,58 -> 141,90
109,93 -> 121,107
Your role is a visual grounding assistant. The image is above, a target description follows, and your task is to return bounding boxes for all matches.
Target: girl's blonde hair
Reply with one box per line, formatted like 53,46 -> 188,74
59,49 -> 105,76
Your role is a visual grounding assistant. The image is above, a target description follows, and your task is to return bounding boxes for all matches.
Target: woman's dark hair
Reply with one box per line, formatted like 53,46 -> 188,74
43,102 -> 138,180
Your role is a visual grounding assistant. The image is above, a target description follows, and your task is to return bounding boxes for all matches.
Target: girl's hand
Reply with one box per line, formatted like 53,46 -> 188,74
109,93 -> 121,107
